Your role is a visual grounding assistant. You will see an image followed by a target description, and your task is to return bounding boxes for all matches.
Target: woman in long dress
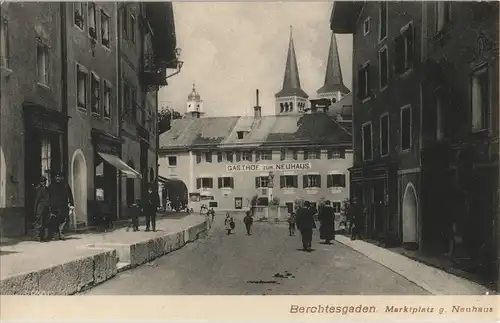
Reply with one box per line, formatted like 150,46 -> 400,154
319,200 -> 335,244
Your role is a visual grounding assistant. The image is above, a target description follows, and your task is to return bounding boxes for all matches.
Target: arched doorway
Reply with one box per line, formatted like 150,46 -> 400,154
0,146 -> 6,208
402,182 -> 419,249
126,161 -> 135,206
71,149 -> 87,227
162,178 -> 188,211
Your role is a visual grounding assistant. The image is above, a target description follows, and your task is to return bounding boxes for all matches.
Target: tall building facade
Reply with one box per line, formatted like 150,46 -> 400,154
331,2 -> 423,248
0,2 -> 180,236
332,1 -> 499,289
0,3 -> 66,236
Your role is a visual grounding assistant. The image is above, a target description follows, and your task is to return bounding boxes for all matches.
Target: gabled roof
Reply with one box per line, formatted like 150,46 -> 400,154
317,33 -> 350,95
275,27 -> 309,99
159,114 -> 352,151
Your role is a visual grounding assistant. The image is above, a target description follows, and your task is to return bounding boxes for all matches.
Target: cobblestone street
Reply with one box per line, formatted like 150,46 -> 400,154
84,212 -> 428,295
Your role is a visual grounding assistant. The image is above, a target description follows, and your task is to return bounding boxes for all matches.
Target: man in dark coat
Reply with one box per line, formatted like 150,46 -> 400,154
296,201 -> 316,251
48,172 -> 74,240
243,211 -> 253,235
32,176 -> 50,242
143,185 -> 160,232
319,200 -> 335,244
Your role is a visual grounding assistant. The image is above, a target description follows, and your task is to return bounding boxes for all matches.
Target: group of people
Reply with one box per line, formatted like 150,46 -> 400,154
129,185 -> 161,232
288,200 -> 337,251
221,211 -> 253,235
32,172 -> 74,242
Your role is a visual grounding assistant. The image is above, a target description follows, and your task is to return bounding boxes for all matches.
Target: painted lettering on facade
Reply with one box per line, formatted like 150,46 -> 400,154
225,163 -> 312,173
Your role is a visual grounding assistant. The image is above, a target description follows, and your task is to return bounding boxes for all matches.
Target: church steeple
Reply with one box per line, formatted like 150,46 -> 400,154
275,26 -> 309,115
317,33 -> 350,102
186,81 -> 204,118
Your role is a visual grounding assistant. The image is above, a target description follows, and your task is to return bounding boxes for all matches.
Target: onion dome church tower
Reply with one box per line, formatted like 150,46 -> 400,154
185,82 -> 204,118
316,33 -> 350,103
275,26 -> 309,115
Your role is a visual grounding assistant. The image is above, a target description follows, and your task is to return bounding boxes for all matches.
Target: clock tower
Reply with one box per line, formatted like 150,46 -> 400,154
185,82 -> 205,118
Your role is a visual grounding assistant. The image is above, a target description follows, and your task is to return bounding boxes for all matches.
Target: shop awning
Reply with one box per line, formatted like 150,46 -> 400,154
98,153 -> 142,179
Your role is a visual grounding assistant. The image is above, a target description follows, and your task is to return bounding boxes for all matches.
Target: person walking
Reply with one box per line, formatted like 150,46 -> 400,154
243,211 -> 253,235
144,185 -> 160,232
32,176 -> 50,242
319,200 -> 335,244
48,172 -> 74,241
296,201 -> 316,251
224,213 -> 235,235
287,211 -> 296,236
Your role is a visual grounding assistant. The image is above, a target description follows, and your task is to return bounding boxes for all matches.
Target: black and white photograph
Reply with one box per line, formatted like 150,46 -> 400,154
0,0 -> 499,300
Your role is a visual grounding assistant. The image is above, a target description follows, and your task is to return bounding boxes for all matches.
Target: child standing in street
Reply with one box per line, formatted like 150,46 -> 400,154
287,211 -> 296,236
225,213 -> 235,235
243,211 -> 253,235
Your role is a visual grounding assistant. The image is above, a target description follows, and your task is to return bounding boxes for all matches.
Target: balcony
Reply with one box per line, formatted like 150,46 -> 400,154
145,2 -> 177,67
140,54 -> 168,88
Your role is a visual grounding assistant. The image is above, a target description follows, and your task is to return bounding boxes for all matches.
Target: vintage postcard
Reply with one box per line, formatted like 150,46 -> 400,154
0,0 -> 498,321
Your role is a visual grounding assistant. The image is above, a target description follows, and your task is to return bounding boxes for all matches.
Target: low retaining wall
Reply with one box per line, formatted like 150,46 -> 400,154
0,220 -> 208,295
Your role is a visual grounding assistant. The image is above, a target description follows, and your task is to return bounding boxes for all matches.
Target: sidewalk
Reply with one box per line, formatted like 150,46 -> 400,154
0,213 -> 208,295
335,235 -> 494,295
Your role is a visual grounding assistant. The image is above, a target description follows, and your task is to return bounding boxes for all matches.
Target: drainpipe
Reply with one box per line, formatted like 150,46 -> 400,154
116,3 -> 123,219
60,2 -> 69,177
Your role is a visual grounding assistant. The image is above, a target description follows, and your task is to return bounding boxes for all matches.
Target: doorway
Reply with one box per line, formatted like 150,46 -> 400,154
402,182 -> 419,248
71,149 -> 87,227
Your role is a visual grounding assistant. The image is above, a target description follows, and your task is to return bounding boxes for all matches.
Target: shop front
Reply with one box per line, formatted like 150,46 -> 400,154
91,129 -> 141,224
23,102 -> 68,234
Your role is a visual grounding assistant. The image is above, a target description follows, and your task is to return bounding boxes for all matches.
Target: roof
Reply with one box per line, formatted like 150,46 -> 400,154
317,33 -> 350,95
159,114 -> 352,151
275,27 -> 309,99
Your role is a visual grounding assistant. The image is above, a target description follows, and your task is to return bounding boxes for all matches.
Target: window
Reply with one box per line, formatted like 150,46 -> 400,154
327,174 -> 346,188
304,149 -> 321,160
400,105 -> 412,151
217,151 -> 233,163
0,18 -> 9,69
327,148 -> 345,159
130,87 -> 137,120
303,174 -> 321,188
122,6 -> 128,39
395,23 -> 414,75
362,122 -> 373,161
103,82 -> 111,119
255,176 -> 269,188
41,137 -> 52,185
74,2 -> 84,29
36,42 -> 49,85
436,94 -> 444,141
380,114 -> 390,156
101,10 -> 110,48
123,82 -> 130,116
168,156 -> 177,167
436,2 -> 451,32
196,152 -> 211,164
237,131 -> 244,139
332,202 -> 341,214
88,3 -> 97,39
130,15 -> 136,43
196,177 -> 213,189
218,177 -> 234,189
76,64 -> 87,110
256,150 -> 272,161
280,175 -> 298,189
236,151 -> 252,162
204,152 -> 212,163
471,65 -> 489,132
91,73 -> 100,116
363,17 -> 370,35
280,149 -> 297,161
357,62 -> 371,101
379,47 -> 389,89
379,2 -> 388,41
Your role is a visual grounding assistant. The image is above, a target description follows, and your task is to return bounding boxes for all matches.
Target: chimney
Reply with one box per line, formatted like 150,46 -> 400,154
254,89 -> 262,118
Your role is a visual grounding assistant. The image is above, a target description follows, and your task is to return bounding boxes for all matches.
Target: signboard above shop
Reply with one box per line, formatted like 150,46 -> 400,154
225,162 -> 312,173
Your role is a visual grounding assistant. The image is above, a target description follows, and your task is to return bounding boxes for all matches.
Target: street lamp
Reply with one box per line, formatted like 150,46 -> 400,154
166,48 -> 184,79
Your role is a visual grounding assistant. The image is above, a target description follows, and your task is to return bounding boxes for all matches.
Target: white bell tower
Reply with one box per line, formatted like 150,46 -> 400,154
185,82 -> 205,118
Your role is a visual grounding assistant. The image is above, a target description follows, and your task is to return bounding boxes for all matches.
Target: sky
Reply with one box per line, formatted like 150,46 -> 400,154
158,2 -> 353,117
